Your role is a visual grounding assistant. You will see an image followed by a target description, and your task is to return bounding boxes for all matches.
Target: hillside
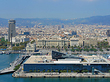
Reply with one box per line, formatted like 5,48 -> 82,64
0,15 -> 110,27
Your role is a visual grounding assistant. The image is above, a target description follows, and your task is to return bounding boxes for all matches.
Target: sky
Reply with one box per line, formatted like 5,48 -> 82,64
0,0 -> 110,19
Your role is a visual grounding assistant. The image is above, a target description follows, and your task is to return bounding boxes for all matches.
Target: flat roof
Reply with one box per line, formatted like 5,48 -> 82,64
24,55 -> 110,65
24,55 -> 52,64
81,55 -> 110,64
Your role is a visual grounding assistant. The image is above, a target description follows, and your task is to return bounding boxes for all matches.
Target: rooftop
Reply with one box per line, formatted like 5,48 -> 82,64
24,54 -> 110,64
24,55 -> 52,64
81,55 -> 110,64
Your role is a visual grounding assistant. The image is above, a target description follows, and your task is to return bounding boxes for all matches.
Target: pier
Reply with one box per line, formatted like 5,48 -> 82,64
12,72 -> 110,78
0,55 -> 30,75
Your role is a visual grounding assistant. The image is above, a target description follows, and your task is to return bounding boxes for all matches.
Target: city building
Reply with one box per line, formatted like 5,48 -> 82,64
11,35 -> 29,43
106,30 -> 110,37
70,38 -> 79,46
24,32 -> 30,35
8,20 -> 16,42
36,39 -> 69,48
62,25 -> 64,28
58,25 -> 61,30
23,51 -> 110,73
79,38 -> 98,46
71,31 -> 77,35
83,38 -> 97,46
26,43 -> 36,52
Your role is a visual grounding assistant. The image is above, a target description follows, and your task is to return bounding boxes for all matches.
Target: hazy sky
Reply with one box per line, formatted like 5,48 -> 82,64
0,0 -> 110,19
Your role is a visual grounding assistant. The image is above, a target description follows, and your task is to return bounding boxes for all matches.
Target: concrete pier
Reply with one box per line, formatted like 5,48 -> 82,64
12,71 -> 110,78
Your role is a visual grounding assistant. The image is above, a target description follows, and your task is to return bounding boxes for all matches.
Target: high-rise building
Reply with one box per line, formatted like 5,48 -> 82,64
24,32 -> 30,35
107,30 -> 110,37
58,25 -> 61,30
8,20 -> 16,42
71,31 -> 77,35
62,25 -> 64,28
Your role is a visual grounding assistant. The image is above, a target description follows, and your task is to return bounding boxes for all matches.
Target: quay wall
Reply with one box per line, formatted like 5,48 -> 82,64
12,72 -> 110,78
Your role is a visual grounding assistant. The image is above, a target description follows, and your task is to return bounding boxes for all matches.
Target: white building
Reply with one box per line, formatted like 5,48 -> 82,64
11,35 -> 29,43
26,43 -> 36,52
70,38 -> 79,46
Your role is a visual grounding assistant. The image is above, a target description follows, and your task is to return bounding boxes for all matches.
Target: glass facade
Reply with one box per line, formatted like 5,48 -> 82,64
24,63 -> 110,72
24,64 -> 83,72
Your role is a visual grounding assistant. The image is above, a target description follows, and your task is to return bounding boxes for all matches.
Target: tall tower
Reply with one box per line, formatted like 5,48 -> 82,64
8,20 -> 16,42
58,25 -> 61,30
107,30 -> 110,37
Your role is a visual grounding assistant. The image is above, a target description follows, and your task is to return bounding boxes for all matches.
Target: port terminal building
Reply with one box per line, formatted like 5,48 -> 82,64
23,51 -> 110,73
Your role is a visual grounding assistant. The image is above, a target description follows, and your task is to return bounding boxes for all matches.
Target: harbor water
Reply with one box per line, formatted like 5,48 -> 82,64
1,54 -> 110,82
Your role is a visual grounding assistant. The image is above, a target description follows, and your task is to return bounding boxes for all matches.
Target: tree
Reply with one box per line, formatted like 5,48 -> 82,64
71,49 -> 75,52
82,70 -> 89,73
0,37 -> 7,46
57,45 -> 60,52
7,42 -> 11,45
19,45 -> 25,49
16,43 -> 19,46
12,45 -> 25,51
99,48 -> 103,52
97,41 -> 109,49
71,46 -> 73,49
34,70 -> 37,72
94,48 -> 97,52
20,41 -> 29,47
76,49 -> 79,51
51,46 -> 55,48
107,49 -> 109,51
0,46 -> 6,49
43,70 -> 45,72
29,70 -> 33,72
12,46 -> 20,51
84,48 -> 89,52
65,48 -> 67,51
86,49 -> 89,52
74,45 -> 77,48
47,70 -> 50,72
90,48 -> 94,51
14,64 -> 20,71
31,40 -> 35,44
58,47 -> 60,52
68,70 -> 71,73
55,70 -> 58,72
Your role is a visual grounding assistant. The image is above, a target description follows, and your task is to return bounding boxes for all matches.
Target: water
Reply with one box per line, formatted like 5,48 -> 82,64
0,54 -> 110,82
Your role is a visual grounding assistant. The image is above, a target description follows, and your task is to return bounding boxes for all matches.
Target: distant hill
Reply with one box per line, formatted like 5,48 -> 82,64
0,15 -> 110,27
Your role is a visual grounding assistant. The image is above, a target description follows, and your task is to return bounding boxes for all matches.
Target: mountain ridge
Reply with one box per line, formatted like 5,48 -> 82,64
0,15 -> 110,27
